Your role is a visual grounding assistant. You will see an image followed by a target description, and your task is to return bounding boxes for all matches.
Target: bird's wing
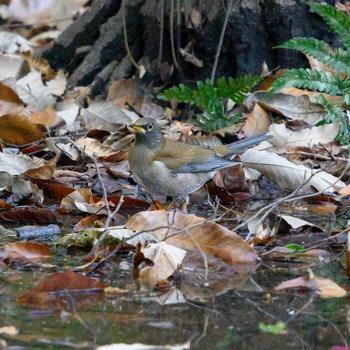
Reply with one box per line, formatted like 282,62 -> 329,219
155,139 -> 237,173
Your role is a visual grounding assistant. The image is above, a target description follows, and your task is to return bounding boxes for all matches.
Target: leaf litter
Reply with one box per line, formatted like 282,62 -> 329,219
0,3 -> 348,349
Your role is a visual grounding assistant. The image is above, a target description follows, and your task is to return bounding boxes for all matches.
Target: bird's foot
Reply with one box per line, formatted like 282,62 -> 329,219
167,196 -> 189,212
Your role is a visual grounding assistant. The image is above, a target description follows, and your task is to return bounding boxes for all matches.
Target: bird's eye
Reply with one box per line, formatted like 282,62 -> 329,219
147,123 -> 153,131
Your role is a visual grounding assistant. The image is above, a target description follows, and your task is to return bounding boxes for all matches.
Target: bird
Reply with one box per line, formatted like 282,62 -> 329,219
128,118 -> 271,201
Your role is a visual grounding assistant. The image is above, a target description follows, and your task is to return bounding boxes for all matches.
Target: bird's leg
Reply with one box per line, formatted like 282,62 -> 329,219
168,197 -> 176,209
168,196 -> 189,212
134,184 -> 149,201
179,195 -> 189,212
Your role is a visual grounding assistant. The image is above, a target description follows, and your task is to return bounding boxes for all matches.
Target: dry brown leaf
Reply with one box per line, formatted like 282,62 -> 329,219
24,163 -> 55,180
76,138 -> 121,161
240,104 -> 271,137
0,114 -> 44,145
28,106 -> 59,129
60,188 -> 106,214
0,82 -> 23,105
307,55 -> 346,80
126,210 -> 258,264
338,185 -> 350,197
22,51 -> 57,81
251,91 -> 328,125
107,78 -> 145,112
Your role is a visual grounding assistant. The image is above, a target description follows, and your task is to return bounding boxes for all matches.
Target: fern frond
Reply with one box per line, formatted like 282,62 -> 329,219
308,2 -> 350,51
217,75 -> 262,103
276,37 -> 350,74
269,68 -> 343,96
157,84 -> 194,104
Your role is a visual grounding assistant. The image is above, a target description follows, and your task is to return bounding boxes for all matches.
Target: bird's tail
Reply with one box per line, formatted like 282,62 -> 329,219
226,134 -> 272,155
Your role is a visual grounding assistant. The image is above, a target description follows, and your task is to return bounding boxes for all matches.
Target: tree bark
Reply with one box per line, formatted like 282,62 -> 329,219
41,0 -> 346,90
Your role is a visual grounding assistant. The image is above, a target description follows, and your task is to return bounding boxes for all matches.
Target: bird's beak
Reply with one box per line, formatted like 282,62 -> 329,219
128,124 -> 145,133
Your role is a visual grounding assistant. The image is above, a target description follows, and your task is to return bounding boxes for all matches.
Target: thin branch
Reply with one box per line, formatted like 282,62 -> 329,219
158,0 -> 165,67
210,0 -> 234,83
170,0 -> 179,69
122,0 -> 140,70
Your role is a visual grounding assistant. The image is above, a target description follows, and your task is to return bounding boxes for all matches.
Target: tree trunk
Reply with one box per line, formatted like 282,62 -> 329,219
41,0 -> 346,92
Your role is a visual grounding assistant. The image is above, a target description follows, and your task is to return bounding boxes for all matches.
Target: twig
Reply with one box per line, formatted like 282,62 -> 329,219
158,0 -> 165,67
183,228 -> 209,280
236,151 -> 350,240
210,0 -> 234,83
170,0 -> 179,69
282,151 -> 347,162
121,0 -> 140,70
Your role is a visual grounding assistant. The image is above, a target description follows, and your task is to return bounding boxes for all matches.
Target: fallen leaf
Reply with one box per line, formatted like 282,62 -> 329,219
0,209 -> 60,224
0,114 -> 44,145
268,121 -> 340,149
22,51 -> 57,81
18,270 -> 106,309
126,210 -> 258,264
251,91 -> 328,124
242,149 -> 345,192
0,326 -> 18,336
137,242 -> 187,287
240,103 -> 271,137
0,242 -> 50,262
275,274 -> 346,298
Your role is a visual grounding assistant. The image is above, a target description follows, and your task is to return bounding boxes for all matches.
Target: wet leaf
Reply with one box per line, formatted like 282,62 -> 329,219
137,242 -> 187,288
0,242 -> 50,262
0,209 -> 60,224
275,274 -> 346,298
18,270 -> 106,309
126,210 -> 259,264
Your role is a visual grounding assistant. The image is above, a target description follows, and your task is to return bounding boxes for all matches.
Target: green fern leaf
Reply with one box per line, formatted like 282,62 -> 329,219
308,2 -> 350,51
276,37 -> 350,74
269,68 -> 343,96
224,75 -> 262,103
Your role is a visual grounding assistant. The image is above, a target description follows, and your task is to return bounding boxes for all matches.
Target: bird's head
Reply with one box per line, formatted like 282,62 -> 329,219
128,118 -> 163,150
